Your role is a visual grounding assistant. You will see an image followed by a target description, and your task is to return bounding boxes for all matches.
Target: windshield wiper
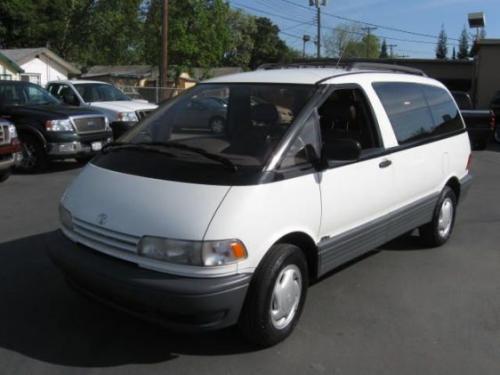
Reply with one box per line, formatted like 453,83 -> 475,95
101,142 -> 175,158
102,142 -> 238,172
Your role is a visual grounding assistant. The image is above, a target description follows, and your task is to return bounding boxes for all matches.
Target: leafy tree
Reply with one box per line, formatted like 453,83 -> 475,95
248,17 -> 296,69
380,39 -> 388,58
436,26 -> 448,59
223,9 -> 257,68
143,0 -> 231,71
324,23 -> 380,59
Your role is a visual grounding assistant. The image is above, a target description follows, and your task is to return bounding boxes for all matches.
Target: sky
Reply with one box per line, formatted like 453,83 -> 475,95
229,0 -> 499,59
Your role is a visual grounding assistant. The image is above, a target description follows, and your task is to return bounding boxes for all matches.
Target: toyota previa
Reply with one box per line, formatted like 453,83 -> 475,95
48,66 -> 473,347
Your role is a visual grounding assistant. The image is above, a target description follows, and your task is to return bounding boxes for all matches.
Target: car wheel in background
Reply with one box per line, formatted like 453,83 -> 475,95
494,126 -> 500,144
18,134 -> 48,173
419,186 -> 457,247
75,156 -> 93,165
238,244 -> 308,348
209,117 -> 226,134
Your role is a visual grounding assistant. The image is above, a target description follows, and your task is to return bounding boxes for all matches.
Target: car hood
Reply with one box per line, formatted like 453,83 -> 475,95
89,101 -> 158,112
61,163 -> 230,241
10,104 -> 101,119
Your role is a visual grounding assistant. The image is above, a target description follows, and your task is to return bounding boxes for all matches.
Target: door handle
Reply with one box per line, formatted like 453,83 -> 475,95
379,159 -> 392,169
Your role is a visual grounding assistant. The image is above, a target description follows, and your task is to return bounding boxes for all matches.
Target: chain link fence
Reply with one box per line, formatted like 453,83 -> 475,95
118,86 -> 186,104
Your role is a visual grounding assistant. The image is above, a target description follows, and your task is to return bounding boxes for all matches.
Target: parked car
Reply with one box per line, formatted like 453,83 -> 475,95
0,80 -> 112,172
0,118 -> 22,182
47,80 -> 158,139
48,67 -> 472,347
489,91 -> 500,143
451,91 -> 495,150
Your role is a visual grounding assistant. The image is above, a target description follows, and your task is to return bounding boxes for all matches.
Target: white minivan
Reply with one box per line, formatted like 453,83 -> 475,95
48,66 -> 472,347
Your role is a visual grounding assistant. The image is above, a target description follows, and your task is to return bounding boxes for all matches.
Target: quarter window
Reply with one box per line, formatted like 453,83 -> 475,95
373,82 -> 463,145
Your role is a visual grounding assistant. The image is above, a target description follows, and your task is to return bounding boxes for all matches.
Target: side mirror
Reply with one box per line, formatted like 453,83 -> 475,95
323,138 -> 362,166
63,94 -> 79,106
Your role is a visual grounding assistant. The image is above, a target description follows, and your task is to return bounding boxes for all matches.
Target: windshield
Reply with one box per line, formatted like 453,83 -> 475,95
74,83 -> 130,102
119,83 -> 316,168
0,83 -> 59,106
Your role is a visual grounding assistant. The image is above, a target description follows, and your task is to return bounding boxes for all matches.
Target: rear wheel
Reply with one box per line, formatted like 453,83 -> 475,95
419,187 -> 457,247
209,117 -> 226,134
18,134 -> 48,172
0,170 -> 11,183
238,244 -> 308,347
75,156 -> 93,164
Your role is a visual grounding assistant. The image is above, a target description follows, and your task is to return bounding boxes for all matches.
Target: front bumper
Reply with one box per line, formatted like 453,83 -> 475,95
46,131 -> 113,158
46,231 -> 251,331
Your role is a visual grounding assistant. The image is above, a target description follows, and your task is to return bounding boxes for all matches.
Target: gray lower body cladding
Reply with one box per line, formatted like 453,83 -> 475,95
317,193 -> 440,277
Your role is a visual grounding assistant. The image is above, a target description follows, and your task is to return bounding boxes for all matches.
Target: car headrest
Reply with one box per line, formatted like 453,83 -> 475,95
251,103 -> 279,125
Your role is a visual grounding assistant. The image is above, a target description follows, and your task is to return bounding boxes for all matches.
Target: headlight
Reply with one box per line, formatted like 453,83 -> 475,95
8,124 -> 18,139
59,203 -> 73,230
45,119 -> 74,132
117,112 -> 139,122
138,236 -> 248,267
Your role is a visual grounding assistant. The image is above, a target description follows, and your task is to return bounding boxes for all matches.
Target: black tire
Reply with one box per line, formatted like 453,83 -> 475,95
18,134 -> 48,172
419,186 -> 457,247
474,139 -> 488,151
494,126 -> 500,144
0,169 -> 11,183
238,244 -> 308,347
209,116 -> 226,134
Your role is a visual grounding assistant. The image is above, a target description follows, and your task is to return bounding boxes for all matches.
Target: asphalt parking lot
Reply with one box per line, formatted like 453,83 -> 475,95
1,145 -> 500,375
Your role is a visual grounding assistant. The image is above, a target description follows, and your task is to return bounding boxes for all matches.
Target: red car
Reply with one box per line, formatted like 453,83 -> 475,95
0,118 -> 22,182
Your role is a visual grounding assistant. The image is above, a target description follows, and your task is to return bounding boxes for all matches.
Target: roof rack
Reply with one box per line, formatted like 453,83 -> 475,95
257,61 -> 427,77
347,62 -> 427,76
257,62 -> 342,70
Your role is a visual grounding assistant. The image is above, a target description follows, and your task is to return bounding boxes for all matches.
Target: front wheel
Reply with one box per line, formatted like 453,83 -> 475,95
0,170 -> 11,183
419,187 -> 457,247
18,134 -> 48,173
238,244 -> 308,347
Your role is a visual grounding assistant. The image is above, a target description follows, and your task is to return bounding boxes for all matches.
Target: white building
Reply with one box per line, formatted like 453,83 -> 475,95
0,48 -> 80,86
0,51 -> 23,81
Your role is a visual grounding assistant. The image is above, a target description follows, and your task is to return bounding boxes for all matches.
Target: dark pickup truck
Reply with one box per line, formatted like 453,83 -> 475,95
0,80 -> 112,172
452,91 -> 495,150
0,118 -> 22,182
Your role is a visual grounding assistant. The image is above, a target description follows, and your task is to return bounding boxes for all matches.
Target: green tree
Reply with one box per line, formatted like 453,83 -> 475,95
223,9 -> 257,68
436,26 -> 448,59
380,39 -> 388,58
143,0 -> 231,71
324,23 -> 380,59
457,26 -> 469,59
248,17 -> 296,69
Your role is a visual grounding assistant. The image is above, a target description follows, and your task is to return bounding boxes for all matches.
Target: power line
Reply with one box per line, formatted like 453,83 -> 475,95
231,1 -> 459,48
277,0 -> 461,42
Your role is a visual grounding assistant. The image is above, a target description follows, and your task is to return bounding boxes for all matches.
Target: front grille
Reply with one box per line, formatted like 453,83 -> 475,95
71,116 -> 107,134
71,217 -> 140,254
136,109 -> 154,120
0,125 -> 10,145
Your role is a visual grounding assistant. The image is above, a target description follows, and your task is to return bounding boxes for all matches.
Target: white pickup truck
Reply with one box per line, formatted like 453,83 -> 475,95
47,80 -> 158,139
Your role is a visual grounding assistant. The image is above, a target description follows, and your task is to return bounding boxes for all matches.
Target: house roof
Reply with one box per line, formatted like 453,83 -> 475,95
0,51 -> 24,73
82,65 -> 157,79
0,48 -> 81,75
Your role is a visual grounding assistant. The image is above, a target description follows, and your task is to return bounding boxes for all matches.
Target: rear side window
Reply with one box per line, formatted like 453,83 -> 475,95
373,82 -> 463,145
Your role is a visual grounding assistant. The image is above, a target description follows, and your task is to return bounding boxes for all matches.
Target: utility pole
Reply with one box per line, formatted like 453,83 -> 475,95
387,44 -> 397,58
361,26 -> 377,58
160,0 -> 169,101
309,0 -> 327,59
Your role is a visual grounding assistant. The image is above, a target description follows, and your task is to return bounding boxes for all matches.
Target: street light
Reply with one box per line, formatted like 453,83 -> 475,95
303,35 -> 311,58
